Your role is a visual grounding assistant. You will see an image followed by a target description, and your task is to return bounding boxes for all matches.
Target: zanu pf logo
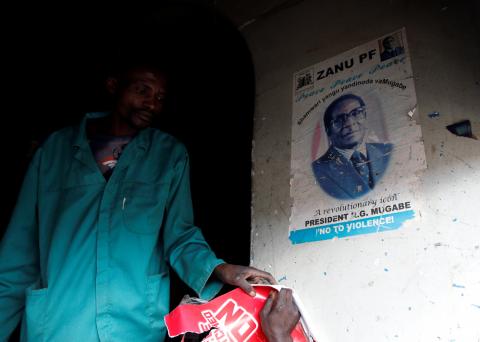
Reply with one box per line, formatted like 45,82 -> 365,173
198,299 -> 258,342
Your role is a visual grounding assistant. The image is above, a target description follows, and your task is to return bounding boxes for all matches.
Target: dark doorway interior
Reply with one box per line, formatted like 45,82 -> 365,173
2,4 -> 254,340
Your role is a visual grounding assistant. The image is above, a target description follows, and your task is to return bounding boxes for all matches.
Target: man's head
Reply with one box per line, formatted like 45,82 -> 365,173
382,36 -> 397,51
323,94 -> 367,149
106,63 -> 168,131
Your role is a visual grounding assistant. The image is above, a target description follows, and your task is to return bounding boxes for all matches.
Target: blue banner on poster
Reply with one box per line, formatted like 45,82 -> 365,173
289,210 -> 415,244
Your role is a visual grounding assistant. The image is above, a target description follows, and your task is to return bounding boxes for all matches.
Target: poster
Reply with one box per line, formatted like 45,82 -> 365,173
289,28 -> 426,244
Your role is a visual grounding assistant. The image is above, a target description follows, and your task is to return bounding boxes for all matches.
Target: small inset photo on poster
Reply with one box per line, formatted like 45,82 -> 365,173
378,31 -> 405,62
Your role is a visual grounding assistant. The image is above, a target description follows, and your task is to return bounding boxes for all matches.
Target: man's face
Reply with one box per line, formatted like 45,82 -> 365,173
328,98 -> 367,149
111,68 -> 167,130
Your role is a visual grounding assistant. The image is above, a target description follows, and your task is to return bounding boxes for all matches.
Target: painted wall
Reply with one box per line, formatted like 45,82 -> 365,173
241,0 -> 480,340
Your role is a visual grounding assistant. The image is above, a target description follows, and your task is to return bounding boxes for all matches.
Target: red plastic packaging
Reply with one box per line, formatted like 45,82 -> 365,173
165,285 -> 312,341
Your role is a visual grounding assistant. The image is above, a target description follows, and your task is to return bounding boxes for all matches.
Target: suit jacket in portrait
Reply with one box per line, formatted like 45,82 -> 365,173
380,47 -> 405,61
312,143 -> 393,200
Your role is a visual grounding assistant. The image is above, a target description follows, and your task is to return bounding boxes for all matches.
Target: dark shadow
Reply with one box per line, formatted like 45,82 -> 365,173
2,3 -> 254,341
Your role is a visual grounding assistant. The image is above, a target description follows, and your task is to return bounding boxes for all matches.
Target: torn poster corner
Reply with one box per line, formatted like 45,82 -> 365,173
407,108 -> 416,119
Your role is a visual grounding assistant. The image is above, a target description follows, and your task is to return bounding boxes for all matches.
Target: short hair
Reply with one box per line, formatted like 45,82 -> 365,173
323,93 -> 365,133
106,53 -> 170,84
109,61 -> 168,78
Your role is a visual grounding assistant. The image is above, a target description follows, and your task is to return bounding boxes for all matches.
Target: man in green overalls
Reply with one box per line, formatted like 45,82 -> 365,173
0,61 -> 275,341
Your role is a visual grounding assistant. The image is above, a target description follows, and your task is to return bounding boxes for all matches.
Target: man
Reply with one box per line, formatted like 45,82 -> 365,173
0,61 -> 275,341
312,94 -> 392,199
380,35 -> 405,61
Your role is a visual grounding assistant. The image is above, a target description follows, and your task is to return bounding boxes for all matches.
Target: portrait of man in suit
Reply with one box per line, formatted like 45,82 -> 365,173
380,35 -> 405,61
312,93 -> 393,199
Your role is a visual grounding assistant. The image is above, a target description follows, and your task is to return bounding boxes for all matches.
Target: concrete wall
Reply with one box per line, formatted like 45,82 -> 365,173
241,0 -> 480,340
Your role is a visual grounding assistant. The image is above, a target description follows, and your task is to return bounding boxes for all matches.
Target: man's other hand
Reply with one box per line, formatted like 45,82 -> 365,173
260,288 -> 300,342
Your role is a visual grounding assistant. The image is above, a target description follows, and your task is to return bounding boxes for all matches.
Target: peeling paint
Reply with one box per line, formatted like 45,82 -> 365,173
446,120 -> 476,140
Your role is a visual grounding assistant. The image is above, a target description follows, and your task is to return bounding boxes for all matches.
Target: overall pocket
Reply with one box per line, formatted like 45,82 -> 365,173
22,282 -> 48,342
121,182 -> 169,234
146,272 -> 170,329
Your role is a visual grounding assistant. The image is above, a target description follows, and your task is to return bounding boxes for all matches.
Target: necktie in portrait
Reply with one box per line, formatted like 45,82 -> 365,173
351,150 -> 373,189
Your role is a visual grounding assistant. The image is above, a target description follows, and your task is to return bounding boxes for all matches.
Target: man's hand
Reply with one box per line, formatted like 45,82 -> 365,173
213,263 -> 276,296
260,288 -> 301,342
